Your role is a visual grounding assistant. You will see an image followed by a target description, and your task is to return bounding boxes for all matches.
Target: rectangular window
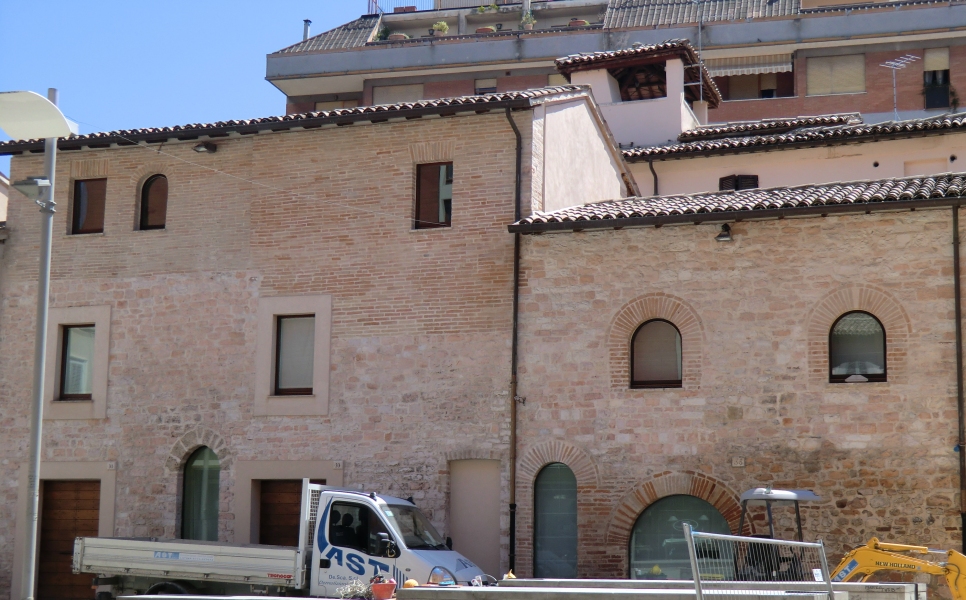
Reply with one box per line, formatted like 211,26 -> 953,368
61,325 -> 95,400
72,179 -> 107,234
924,48 -> 950,109
415,162 -> 453,229
372,84 -> 424,105
719,175 -> 759,191
474,78 -> 498,94
274,315 -> 315,395
806,55 -> 865,96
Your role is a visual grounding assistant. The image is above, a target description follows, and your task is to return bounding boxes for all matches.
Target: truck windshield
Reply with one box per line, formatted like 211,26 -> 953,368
383,504 -> 448,550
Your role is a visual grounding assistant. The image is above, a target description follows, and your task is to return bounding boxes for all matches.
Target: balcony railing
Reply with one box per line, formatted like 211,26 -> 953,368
369,0 -> 559,13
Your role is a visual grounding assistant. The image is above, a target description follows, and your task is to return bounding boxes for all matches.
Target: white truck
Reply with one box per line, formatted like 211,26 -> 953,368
73,482 -> 486,598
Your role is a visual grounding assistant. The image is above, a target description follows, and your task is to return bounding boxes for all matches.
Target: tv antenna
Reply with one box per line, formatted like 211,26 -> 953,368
880,54 -> 920,121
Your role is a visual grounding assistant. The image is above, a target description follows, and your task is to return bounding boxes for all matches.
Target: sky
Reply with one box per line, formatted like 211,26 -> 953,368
0,0 -> 369,175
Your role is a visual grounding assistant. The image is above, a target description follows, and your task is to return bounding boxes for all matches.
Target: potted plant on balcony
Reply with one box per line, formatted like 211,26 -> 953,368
521,11 -> 537,30
477,3 -> 498,12
569,18 -> 590,27
431,21 -> 449,36
476,25 -> 497,33
387,32 -> 410,41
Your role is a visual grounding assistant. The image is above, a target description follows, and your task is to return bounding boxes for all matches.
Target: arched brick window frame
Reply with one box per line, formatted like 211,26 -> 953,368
806,285 -> 911,385
603,471 -> 743,575
165,426 -> 234,541
608,293 -> 704,390
516,441 -> 599,577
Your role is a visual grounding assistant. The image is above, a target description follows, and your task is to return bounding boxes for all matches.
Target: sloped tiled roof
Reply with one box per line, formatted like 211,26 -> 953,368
602,0 -> 960,27
556,39 -> 721,106
273,15 -> 380,55
0,87 -> 585,155
677,114 -> 861,141
624,113 -> 966,161
510,172 -> 966,232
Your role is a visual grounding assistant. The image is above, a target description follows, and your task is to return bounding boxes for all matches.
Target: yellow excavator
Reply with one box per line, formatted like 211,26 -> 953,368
830,538 -> 966,599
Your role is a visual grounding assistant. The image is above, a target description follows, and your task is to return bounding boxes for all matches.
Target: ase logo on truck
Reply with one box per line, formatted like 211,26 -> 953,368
316,499 -> 400,582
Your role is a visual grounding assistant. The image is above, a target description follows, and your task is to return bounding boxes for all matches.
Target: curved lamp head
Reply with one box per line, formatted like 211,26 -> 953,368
0,91 -> 75,140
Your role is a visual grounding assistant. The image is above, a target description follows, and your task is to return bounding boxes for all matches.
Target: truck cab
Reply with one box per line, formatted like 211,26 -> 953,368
308,485 -> 485,597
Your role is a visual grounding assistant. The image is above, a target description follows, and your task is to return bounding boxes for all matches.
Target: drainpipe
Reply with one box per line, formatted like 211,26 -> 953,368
955,206 -> 966,551
505,107 -> 523,573
648,160 -> 659,196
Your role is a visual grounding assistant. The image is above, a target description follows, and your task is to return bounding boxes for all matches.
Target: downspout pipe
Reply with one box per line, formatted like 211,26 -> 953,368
955,206 -> 966,552
505,108 -> 523,573
648,159 -> 659,196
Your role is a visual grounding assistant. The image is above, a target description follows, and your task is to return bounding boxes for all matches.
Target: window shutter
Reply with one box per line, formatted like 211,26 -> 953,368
736,175 -> 759,190
719,175 -> 737,191
831,54 -> 865,94
806,57 -> 833,96
924,48 -> 950,72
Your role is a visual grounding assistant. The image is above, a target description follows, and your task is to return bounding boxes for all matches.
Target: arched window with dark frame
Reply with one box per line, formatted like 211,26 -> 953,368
139,174 -> 168,230
182,446 -> 219,541
533,463 -> 577,578
829,311 -> 886,383
631,319 -> 682,388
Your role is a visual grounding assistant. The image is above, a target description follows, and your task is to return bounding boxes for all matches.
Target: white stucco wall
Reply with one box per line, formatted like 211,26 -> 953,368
571,69 -> 621,104
534,98 -> 628,213
630,133 -> 966,197
0,175 -> 7,223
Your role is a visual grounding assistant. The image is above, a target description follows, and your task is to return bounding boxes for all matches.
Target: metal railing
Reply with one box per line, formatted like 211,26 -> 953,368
683,524 -> 835,600
370,0 -> 560,13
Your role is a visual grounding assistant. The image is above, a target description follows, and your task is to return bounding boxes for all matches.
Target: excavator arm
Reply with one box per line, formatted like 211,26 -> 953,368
830,538 -> 966,600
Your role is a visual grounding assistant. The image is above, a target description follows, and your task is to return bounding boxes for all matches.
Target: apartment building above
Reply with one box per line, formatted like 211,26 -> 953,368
266,0 -> 966,123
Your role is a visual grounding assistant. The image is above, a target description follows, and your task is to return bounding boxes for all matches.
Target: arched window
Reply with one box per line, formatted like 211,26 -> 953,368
631,320 -> 682,388
629,495 -> 730,580
829,311 -> 886,383
182,446 -> 219,541
139,174 -> 168,230
534,463 -> 577,578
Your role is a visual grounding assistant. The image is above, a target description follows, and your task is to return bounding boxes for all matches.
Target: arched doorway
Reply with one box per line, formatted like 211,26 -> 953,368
182,446 -> 220,541
533,463 -> 577,578
629,494 -> 730,579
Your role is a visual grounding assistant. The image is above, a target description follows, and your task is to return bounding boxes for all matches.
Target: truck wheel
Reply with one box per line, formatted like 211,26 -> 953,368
144,581 -> 194,595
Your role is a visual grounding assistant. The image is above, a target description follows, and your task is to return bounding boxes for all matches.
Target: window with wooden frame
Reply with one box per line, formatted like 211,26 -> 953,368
139,174 -> 168,230
415,162 -> 453,229
719,175 -> 759,191
829,311 -> 886,383
274,315 -> 316,395
630,319 -> 682,389
806,54 -> 865,96
71,178 -> 107,234
60,325 -> 96,400
924,48 -> 951,110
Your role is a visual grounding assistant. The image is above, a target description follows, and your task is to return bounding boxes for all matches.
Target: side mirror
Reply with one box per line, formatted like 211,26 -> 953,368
378,532 -> 399,558
446,537 -> 453,550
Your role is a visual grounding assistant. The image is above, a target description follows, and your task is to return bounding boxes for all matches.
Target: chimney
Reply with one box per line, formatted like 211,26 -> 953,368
303,19 -> 312,41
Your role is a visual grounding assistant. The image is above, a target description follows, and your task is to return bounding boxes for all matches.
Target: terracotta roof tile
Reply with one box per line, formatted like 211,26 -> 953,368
0,86 -> 585,155
512,172 -> 966,232
624,112 -> 966,160
677,113 -> 861,141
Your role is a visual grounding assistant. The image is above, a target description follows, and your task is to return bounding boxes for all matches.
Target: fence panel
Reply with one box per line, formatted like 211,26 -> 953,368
683,524 -> 834,600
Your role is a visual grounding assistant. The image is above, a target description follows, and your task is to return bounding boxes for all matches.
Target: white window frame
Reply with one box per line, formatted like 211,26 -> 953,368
254,295 -> 332,416
44,305 -> 111,420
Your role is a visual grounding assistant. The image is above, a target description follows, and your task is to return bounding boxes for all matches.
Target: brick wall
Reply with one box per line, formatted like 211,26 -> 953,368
514,210 -> 962,577
0,110 -> 534,594
710,45 -> 966,122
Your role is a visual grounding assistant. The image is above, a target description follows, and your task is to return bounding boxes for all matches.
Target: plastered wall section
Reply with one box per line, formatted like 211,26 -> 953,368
531,98 -> 629,213
631,133 -> 966,197
0,110 -> 534,596
514,207 -> 963,578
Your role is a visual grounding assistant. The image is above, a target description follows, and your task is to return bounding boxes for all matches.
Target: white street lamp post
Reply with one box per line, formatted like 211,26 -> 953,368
0,88 -> 75,600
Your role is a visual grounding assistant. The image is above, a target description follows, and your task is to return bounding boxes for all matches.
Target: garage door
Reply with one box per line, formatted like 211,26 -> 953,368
39,480 -> 100,600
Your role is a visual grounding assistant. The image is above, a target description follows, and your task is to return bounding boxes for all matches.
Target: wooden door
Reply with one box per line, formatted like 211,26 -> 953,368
38,480 -> 100,600
259,480 -> 303,547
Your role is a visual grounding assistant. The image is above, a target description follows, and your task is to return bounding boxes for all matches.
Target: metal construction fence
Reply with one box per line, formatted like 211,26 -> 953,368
683,524 -> 835,600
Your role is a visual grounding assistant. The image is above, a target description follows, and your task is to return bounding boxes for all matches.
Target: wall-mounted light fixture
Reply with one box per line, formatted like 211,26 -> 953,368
193,142 -> 217,153
715,223 -> 732,242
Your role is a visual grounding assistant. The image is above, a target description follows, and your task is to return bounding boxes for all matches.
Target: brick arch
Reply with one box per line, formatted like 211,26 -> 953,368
806,284 -> 912,384
607,293 -> 704,390
164,425 -> 233,473
515,440 -> 600,577
605,471 -> 743,548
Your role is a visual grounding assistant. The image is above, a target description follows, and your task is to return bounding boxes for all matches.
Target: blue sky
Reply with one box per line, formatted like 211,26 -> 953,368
0,1 -> 369,175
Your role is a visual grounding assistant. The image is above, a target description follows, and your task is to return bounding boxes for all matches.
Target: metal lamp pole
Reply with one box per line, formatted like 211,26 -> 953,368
0,88 -> 73,600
